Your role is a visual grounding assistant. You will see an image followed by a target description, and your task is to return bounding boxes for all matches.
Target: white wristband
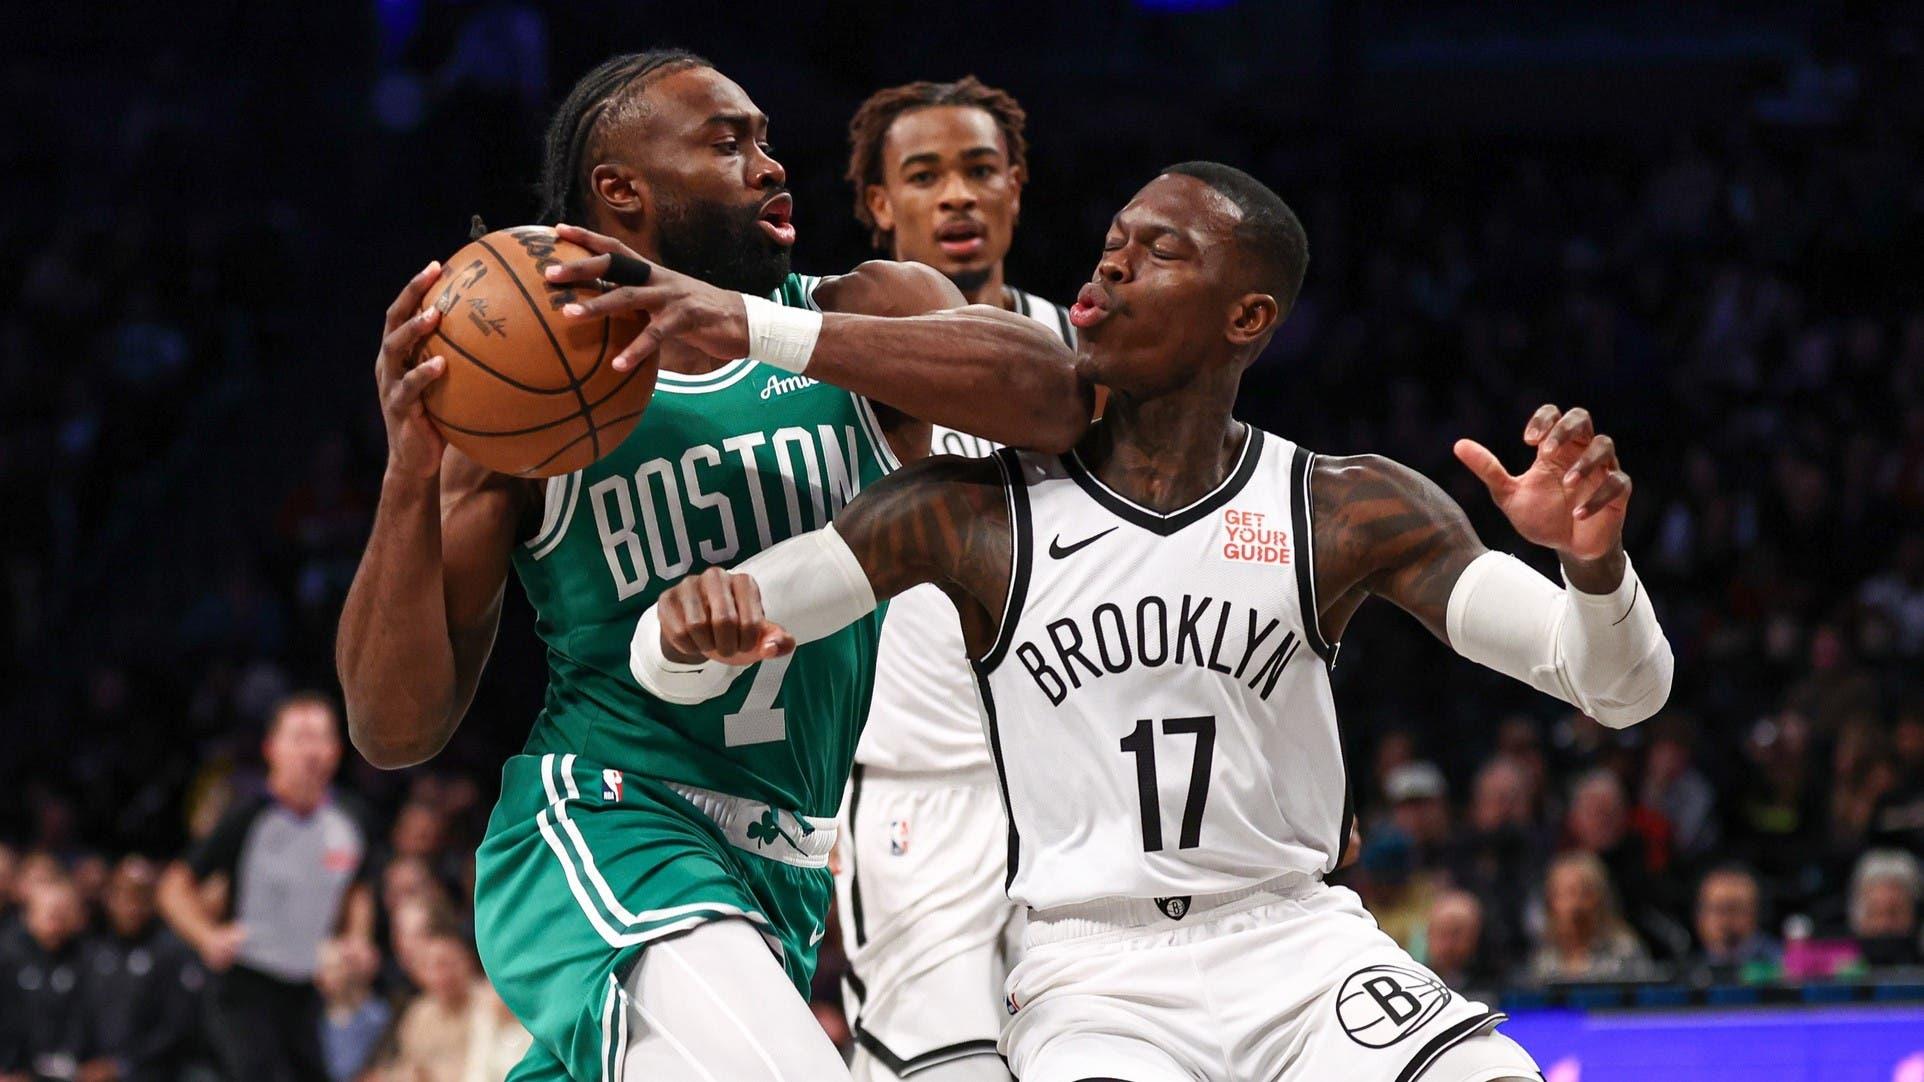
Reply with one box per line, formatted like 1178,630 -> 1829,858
630,605 -> 745,705
741,293 -> 822,374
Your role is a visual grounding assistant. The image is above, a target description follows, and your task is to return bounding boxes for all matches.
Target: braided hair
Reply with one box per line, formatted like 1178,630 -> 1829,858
536,49 -> 711,225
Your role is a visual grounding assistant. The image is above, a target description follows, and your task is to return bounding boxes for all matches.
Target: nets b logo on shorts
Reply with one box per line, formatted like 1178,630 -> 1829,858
1155,896 -> 1191,920
1335,964 -> 1451,1048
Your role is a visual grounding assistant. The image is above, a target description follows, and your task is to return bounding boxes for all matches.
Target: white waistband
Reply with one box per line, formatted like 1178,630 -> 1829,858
853,762 -> 1001,787
665,782 -> 837,868
1025,872 -> 1319,946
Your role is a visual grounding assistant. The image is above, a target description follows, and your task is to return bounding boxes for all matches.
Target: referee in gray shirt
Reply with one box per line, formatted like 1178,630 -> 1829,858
159,693 -> 374,1082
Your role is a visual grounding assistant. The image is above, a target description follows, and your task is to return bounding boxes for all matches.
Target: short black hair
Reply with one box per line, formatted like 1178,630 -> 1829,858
1162,161 -> 1308,315
537,49 -> 712,225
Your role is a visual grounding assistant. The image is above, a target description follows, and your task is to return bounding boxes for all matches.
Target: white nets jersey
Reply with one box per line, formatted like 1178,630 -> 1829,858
857,287 -> 1077,773
974,426 -> 1348,911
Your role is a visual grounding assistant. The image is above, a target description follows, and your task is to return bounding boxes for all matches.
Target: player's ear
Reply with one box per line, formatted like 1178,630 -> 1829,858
1225,292 -> 1279,347
590,163 -> 652,226
1008,162 -> 1025,223
865,184 -> 896,238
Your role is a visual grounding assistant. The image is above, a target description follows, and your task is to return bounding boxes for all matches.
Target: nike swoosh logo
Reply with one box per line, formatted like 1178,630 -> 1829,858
808,925 -> 826,947
1049,527 -> 1117,559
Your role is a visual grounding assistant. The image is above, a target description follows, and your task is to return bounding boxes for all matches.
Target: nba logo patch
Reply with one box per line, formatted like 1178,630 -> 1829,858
602,769 -> 624,803
888,818 -> 911,855
1335,964 -> 1451,1048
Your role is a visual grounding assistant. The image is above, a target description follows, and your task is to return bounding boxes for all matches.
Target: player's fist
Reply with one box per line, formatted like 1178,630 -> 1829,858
1453,404 -> 1631,563
657,567 -> 795,667
376,261 -> 449,480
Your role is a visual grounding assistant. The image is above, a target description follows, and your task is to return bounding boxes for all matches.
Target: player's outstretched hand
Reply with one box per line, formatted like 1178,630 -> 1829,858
377,261 -> 449,480
545,223 -> 751,373
657,567 -> 796,667
1453,404 -> 1631,562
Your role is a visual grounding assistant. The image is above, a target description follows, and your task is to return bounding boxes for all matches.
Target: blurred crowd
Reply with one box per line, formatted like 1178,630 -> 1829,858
5,2 -> 1924,1078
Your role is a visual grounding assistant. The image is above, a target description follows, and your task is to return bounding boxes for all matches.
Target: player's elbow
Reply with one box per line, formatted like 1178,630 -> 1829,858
345,703 -> 453,770
1585,637 -> 1674,730
1013,364 -> 1094,455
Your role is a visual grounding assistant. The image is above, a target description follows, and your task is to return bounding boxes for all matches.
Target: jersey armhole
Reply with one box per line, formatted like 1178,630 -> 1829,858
970,447 -> 1032,674
1289,444 -> 1336,666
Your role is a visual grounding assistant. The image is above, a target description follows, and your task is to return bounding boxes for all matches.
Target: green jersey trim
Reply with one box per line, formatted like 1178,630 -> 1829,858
654,358 -> 760,394
525,472 -> 583,559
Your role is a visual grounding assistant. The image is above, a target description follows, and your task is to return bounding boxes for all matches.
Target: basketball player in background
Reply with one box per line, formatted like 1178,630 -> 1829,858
339,50 -> 1091,1081
836,76 -> 1075,1081
636,162 -> 1674,1081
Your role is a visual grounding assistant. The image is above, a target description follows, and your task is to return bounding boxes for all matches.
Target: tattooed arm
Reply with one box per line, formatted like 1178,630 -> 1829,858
1310,405 -> 1671,726
641,455 -> 1015,678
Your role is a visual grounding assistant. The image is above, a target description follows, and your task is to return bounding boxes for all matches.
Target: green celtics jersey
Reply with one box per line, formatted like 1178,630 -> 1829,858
510,274 -> 898,817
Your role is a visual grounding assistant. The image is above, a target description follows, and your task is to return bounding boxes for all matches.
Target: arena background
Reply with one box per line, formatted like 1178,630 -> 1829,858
4,2 -> 1924,1079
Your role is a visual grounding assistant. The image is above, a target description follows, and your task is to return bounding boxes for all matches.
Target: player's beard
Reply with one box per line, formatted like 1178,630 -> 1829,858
655,192 -> 791,297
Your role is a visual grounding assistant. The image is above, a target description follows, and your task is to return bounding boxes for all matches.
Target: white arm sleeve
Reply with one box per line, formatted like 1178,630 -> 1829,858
630,524 -> 878,705
1444,551 -> 1673,728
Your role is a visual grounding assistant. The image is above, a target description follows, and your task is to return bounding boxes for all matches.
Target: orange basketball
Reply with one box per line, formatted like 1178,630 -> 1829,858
414,226 -> 655,478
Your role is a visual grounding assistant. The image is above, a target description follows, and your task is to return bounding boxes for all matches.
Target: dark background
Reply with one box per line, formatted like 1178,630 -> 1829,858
3,0 -> 1923,1030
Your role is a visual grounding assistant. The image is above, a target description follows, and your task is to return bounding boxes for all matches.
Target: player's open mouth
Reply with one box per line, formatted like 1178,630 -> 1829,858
758,194 -> 796,247
935,219 -> 986,259
1069,281 -> 1111,329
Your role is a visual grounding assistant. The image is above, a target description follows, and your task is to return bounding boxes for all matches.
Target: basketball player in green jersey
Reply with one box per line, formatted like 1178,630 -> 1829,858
337,50 -> 1090,1081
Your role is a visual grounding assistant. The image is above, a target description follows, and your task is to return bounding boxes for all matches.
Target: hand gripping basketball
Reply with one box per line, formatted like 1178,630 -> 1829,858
375,260 -> 450,480
544,223 -> 754,373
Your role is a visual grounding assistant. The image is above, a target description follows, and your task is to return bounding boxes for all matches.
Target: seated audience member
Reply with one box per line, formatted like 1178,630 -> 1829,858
1528,851 -> 1652,983
1849,849 -> 1923,967
389,925 -> 530,1082
318,937 -> 390,1082
1641,725 -> 1720,864
1870,707 -> 1924,856
86,856 -> 207,1081
1425,889 -> 1500,1002
1449,756 -> 1545,968
1386,761 -> 1453,872
0,876 -> 98,1079
1688,864 -> 1780,982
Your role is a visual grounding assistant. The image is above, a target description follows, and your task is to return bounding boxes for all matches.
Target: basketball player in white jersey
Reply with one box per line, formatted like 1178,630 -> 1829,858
633,162 -> 1673,1081
837,76 -> 1077,1081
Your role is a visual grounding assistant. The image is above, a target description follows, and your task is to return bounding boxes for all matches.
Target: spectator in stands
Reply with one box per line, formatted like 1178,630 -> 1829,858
1449,756 -> 1544,972
387,925 -> 530,1082
1425,890 -> 1498,1003
0,875 -> 98,1080
1386,761 -> 1452,871
1849,849 -> 1923,967
1528,851 -> 1651,983
317,937 -> 389,1082
1732,712 -> 1827,891
85,855 -> 207,1081
1833,717 -> 1899,854
158,693 -> 373,1082
1641,724 -> 1720,865
1688,865 -> 1780,983
1870,705 -> 1924,856
1566,768 -> 1682,954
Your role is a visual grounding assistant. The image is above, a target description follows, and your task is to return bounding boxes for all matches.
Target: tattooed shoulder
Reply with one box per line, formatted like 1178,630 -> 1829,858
1310,454 -> 1485,641
833,453 -> 1015,645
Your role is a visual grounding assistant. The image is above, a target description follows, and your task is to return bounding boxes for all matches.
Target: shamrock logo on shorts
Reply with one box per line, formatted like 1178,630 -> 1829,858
746,809 -> 783,848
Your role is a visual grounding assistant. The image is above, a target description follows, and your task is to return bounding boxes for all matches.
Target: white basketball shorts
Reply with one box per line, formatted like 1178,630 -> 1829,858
1002,876 -> 1541,1082
836,765 -> 1021,1079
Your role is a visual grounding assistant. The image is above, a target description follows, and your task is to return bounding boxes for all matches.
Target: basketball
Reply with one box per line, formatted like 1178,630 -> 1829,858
414,226 -> 655,478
